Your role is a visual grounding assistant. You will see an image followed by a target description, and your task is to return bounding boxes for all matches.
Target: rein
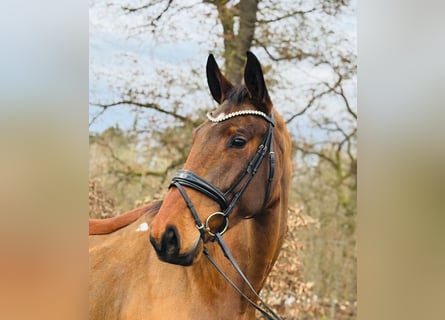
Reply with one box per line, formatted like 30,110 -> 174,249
168,110 -> 282,320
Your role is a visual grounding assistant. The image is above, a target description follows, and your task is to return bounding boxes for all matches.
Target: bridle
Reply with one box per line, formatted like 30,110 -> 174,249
168,109 -> 282,320
170,109 -> 275,239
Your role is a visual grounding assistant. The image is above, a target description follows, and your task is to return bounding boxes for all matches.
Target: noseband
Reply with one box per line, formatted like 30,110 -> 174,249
169,109 -> 275,239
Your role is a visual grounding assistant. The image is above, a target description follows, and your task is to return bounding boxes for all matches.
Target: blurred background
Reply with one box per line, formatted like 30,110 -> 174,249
89,0 -> 357,318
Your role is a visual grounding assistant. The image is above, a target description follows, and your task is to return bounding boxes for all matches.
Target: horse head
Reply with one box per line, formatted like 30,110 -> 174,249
149,52 -> 290,267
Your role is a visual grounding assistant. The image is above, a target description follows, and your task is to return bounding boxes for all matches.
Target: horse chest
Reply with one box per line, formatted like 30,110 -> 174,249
138,263 -> 250,319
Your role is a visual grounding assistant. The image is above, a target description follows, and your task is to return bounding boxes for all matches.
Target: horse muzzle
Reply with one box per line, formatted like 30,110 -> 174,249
149,225 -> 202,266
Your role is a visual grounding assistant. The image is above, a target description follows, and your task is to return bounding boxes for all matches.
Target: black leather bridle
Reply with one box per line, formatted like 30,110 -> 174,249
168,109 -> 282,320
169,109 -> 275,239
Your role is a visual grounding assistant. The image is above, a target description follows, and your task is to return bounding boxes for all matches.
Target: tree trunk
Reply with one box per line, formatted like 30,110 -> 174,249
214,0 -> 258,84
229,0 -> 258,84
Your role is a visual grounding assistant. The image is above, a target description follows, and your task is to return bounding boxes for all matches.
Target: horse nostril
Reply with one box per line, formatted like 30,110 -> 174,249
161,225 -> 180,256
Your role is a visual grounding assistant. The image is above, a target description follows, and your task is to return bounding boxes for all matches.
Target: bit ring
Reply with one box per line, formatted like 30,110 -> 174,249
205,212 -> 229,236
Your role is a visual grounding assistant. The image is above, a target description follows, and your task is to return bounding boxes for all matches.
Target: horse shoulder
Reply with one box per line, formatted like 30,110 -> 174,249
89,202 -> 163,319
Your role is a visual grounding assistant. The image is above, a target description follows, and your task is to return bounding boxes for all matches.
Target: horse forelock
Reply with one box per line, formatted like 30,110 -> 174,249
219,84 -> 272,118
224,85 -> 249,105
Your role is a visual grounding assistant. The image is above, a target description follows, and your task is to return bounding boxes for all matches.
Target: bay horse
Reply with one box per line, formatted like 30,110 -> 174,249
89,52 -> 292,320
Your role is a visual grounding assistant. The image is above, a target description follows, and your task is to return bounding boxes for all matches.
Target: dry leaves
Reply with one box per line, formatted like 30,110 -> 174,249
258,205 -> 357,320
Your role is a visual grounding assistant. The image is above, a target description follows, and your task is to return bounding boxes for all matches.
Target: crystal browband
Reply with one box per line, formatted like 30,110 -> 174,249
206,110 -> 274,124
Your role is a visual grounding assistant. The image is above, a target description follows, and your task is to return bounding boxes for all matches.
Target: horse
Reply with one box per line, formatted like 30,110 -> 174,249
89,52 -> 292,320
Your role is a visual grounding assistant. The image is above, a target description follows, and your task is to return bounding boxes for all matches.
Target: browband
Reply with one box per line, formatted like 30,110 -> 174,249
207,110 -> 274,125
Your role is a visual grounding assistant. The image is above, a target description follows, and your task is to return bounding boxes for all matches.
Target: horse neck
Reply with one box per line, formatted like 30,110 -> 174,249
247,200 -> 288,290
194,200 -> 288,299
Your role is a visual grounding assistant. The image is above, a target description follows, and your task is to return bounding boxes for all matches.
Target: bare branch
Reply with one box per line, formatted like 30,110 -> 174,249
336,83 -> 357,120
323,69 -> 357,120
257,42 -> 315,62
95,138 -> 132,170
94,135 -> 185,179
91,100 -> 193,124
121,2 -> 158,13
285,72 -> 352,124
113,168 -> 165,178
122,0 -> 174,32
122,0 -> 172,15
286,81 -> 340,124
151,0 -> 173,25
89,107 -> 107,127
310,117 -> 352,140
257,7 -> 316,23
126,2 -> 199,36
110,156 -> 185,179
296,144 -> 338,170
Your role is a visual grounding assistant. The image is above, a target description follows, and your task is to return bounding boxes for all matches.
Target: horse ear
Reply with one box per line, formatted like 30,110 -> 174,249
206,54 -> 233,104
244,51 -> 272,114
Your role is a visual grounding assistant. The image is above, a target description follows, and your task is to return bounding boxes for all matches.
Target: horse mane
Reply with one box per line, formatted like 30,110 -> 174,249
89,200 -> 162,235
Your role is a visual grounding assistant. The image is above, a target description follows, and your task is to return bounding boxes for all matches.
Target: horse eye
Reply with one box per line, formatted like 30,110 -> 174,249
229,137 -> 247,148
